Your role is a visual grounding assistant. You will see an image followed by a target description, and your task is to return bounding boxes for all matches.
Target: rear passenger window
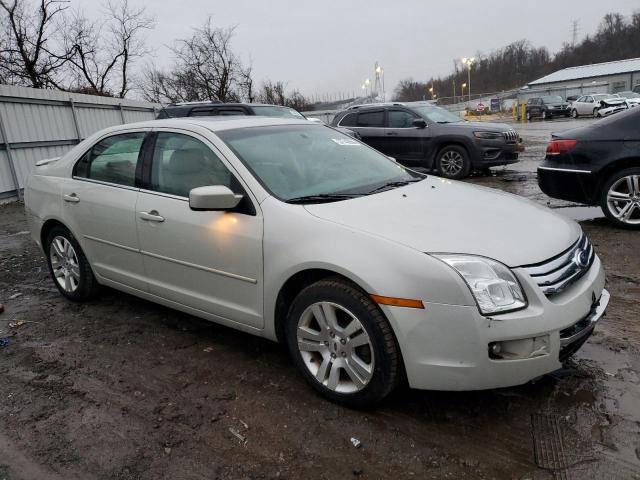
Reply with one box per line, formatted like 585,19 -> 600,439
357,111 -> 384,127
74,132 -> 145,187
217,109 -> 245,116
150,132 -> 237,198
338,113 -> 357,126
190,108 -> 216,116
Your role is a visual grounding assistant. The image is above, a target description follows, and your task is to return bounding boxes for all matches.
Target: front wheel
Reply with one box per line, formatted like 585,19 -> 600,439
541,110 -> 547,120
593,108 -> 600,118
285,278 -> 401,407
571,109 -> 578,118
526,111 -> 531,121
600,168 -> 640,229
45,225 -> 100,300
436,145 -> 471,180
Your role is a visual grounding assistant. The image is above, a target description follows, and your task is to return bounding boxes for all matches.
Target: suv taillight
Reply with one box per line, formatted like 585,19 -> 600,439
546,139 -> 578,156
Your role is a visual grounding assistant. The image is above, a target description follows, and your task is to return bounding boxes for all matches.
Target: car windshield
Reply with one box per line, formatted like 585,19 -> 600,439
618,91 -> 640,99
542,96 -> 563,104
251,106 -> 306,119
218,125 -> 423,201
593,94 -> 614,100
409,105 -> 463,124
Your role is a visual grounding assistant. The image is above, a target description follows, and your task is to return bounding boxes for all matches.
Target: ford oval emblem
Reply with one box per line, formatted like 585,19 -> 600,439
573,248 -> 590,269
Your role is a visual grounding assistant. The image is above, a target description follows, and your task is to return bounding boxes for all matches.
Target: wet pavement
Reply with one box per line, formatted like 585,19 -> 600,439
0,118 -> 639,480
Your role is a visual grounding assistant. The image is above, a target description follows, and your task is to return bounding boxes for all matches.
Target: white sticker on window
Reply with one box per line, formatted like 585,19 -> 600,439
331,138 -> 360,146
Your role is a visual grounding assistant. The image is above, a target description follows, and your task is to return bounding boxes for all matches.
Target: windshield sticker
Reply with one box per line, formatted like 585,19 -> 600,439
331,138 -> 360,146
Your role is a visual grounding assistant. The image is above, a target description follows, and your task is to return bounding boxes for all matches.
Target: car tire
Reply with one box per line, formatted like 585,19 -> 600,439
526,111 -> 531,121
600,168 -> 640,229
593,108 -> 599,118
285,277 -> 401,408
571,109 -> 578,118
45,225 -> 100,301
541,110 -> 547,120
436,145 -> 471,180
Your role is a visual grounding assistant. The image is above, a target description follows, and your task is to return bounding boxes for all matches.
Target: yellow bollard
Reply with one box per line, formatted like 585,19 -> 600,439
521,101 -> 526,122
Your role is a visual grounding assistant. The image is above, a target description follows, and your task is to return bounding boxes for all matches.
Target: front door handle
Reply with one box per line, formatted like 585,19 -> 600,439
139,211 -> 165,223
386,131 -> 398,136
63,193 -> 80,203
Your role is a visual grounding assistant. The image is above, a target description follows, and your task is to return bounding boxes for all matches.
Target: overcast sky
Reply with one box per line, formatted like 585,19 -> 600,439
79,0 -> 639,98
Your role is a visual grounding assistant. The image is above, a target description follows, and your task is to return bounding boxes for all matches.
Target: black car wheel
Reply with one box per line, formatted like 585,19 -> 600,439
526,111 -> 531,121
436,145 -> 471,179
45,225 -> 100,300
600,168 -> 640,229
541,110 -> 547,120
285,277 -> 401,407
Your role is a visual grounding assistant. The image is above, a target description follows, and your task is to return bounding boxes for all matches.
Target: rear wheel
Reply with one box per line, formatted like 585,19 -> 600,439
285,278 -> 401,407
541,110 -> 547,120
45,225 -> 99,300
600,168 -> 640,229
436,145 -> 471,180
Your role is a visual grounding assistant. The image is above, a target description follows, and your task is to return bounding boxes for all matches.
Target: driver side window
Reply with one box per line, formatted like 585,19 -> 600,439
150,132 -> 237,198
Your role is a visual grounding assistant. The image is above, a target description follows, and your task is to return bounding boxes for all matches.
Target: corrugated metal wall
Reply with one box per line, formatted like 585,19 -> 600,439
0,85 -> 159,200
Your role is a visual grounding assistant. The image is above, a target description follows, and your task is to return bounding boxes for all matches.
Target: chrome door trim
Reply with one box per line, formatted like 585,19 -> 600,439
140,249 -> 258,284
83,234 -> 139,253
72,176 -> 140,192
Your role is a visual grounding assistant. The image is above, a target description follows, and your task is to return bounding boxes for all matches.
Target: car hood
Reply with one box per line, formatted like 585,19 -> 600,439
440,121 -> 514,132
304,179 -> 580,267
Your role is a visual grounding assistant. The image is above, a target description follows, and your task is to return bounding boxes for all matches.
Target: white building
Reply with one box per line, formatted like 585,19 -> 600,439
527,57 -> 640,96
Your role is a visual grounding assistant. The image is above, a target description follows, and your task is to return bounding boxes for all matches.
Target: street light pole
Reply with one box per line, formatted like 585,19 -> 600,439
461,57 -> 475,106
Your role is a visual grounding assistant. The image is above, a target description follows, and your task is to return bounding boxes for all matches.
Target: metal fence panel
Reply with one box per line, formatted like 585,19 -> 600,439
0,84 -> 159,200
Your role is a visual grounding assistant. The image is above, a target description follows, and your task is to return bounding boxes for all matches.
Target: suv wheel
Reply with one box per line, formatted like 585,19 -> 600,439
526,111 -> 531,121
541,110 -> 547,120
436,145 -> 471,179
600,168 -> 640,229
285,278 -> 400,407
45,225 -> 100,300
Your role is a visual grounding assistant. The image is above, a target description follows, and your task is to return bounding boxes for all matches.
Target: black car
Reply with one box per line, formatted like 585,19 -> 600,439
331,102 -> 521,179
157,101 -> 360,139
538,107 -> 640,228
526,96 -> 571,120
157,101 -> 307,120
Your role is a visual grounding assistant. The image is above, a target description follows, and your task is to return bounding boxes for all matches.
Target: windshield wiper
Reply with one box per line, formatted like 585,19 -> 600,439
366,178 -> 422,195
285,193 -> 360,204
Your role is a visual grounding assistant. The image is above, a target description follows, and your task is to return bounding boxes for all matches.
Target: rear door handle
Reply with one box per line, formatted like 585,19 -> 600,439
386,132 -> 398,136
139,211 -> 165,223
63,193 -> 80,203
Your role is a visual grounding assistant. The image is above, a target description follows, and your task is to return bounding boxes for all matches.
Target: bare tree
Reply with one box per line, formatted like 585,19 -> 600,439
0,0 -> 72,88
139,17 -> 251,103
62,0 -> 154,97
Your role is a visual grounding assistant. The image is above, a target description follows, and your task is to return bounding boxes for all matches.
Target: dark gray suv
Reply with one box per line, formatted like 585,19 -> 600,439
331,102 -> 521,179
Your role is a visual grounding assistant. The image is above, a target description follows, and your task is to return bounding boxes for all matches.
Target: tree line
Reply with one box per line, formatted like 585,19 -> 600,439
0,0 -> 311,109
394,12 -> 640,102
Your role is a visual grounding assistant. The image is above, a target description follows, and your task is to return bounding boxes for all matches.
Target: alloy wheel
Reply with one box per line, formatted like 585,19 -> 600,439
607,175 -> 640,225
439,150 -> 464,176
50,236 -> 81,292
296,301 -> 374,394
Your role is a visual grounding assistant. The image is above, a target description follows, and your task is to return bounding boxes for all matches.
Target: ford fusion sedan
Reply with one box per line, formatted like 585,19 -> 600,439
331,102 -> 521,180
25,117 -> 607,406
538,106 -> 640,229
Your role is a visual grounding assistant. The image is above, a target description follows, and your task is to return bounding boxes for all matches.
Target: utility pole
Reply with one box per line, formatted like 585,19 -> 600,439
571,19 -> 579,47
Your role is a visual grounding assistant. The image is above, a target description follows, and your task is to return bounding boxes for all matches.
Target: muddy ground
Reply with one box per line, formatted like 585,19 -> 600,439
1,119 -> 639,480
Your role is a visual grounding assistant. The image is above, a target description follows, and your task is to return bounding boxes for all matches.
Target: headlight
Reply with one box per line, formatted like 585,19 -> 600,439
432,254 -> 527,314
473,131 -> 502,140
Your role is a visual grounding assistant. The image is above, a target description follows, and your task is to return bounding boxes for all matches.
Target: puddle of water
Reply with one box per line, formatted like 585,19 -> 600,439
552,206 -> 604,222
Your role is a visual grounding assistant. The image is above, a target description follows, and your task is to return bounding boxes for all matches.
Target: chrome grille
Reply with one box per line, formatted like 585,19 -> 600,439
522,234 -> 595,296
503,130 -> 518,144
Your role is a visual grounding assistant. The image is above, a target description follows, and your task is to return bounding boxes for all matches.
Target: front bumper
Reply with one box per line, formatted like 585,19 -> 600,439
474,142 -> 520,168
383,255 -> 607,391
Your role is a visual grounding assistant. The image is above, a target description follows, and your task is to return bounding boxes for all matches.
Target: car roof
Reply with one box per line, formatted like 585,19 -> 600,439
102,116 -> 313,135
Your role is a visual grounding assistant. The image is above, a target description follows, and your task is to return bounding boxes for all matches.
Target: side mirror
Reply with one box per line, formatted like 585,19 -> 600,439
412,118 -> 427,129
189,185 -> 243,211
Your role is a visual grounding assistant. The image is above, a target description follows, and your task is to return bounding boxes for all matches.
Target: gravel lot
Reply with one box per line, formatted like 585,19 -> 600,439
1,117 -> 639,480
